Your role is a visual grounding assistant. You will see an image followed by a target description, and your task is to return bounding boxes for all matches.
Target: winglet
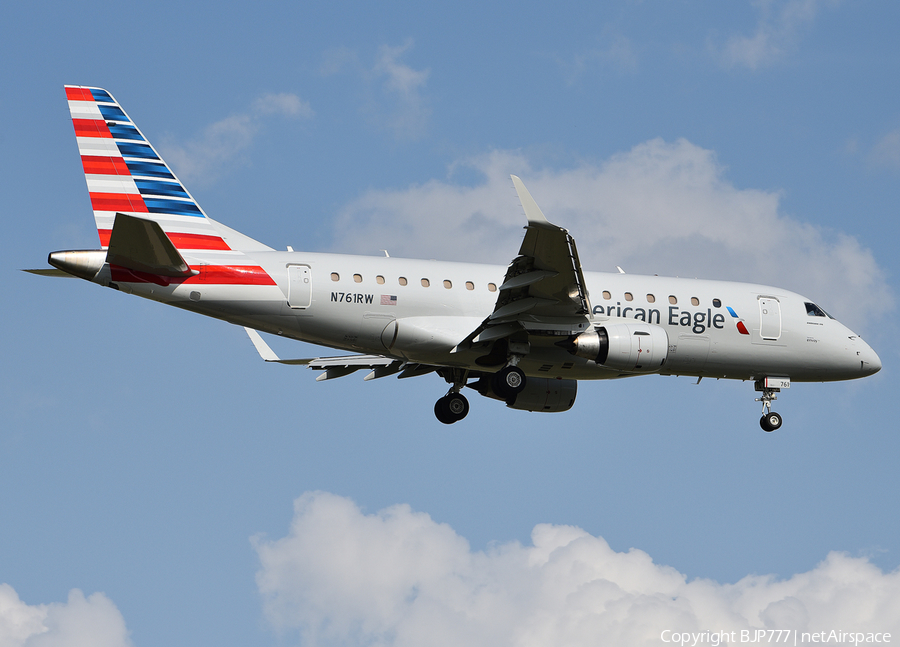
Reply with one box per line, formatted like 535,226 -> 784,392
244,327 -> 315,365
511,175 -> 550,226
245,327 -> 281,362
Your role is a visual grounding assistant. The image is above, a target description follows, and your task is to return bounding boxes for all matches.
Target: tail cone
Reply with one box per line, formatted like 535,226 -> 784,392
48,250 -> 107,281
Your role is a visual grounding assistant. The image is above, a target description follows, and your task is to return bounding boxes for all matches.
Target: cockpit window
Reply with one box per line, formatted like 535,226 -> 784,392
805,302 -> 828,317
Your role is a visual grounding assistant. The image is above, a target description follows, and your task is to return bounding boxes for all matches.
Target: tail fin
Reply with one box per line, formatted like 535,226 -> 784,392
65,85 -> 269,252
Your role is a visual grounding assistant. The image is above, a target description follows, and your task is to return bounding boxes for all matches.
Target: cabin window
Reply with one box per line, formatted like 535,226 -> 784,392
443,280 -> 452,289
646,294 -> 656,303
624,292 -> 633,301
353,273 -> 362,283
691,297 -> 700,306
602,291 -> 612,300
421,278 -> 430,287
330,272 -> 340,282
466,281 -> 475,290
376,275 -> 385,284
488,283 -> 497,292
712,298 -> 721,308
669,295 -> 677,305
399,277 -> 408,286
805,302 -> 828,317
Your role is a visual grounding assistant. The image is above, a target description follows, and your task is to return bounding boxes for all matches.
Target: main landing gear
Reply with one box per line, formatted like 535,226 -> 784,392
755,378 -> 784,432
491,365 -> 526,400
434,368 -> 471,425
434,392 -> 469,424
432,362 -> 528,424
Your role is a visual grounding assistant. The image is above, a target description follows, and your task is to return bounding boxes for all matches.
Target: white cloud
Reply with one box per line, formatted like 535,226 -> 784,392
372,40 -> 431,139
255,492 -> 900,647
160,92 -> 313,184
0,585 -> 132,647
320,40 -> 431,140
556,36 -> 639,85
332,139 -> 891,331
719,0 -> 838,70
375,41 -> 430,102
869,128 -> 900,170
253,93 -> 314,119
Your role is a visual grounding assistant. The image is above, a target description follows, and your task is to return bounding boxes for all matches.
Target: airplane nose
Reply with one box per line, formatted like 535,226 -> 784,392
860,341 -> 882,376
865,348 -> 882,375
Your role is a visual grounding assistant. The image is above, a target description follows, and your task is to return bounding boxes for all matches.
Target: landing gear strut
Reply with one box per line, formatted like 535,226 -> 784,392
434,369 -> 470,424
755,378 -> 784,432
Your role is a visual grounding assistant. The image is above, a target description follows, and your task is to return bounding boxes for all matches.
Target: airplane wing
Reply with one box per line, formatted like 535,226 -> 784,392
243,328 -> 435,381
456,175 -> 592,353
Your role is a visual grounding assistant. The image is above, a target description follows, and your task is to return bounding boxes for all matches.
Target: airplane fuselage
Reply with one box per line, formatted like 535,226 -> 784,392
99,246 -> 879,384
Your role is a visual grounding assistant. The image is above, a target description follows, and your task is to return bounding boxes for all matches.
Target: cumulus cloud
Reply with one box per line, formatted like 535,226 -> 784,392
719,0 -> 838,70
255,492 -> 900,647
332,139 -> 890,331
160,92 -> 313,185
0,584 -> 131,647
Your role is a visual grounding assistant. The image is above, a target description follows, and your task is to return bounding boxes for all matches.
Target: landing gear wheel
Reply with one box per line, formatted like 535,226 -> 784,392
760,412 -> 783,432
492,366 -> 526,399
434,393 -> 469,424
444,393 -> 469,421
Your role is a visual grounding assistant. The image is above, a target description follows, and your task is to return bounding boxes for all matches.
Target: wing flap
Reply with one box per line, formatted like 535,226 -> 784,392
244,327 -> 407,378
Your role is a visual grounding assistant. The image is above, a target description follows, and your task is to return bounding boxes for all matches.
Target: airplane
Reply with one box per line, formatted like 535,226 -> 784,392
29,85 -> 882,430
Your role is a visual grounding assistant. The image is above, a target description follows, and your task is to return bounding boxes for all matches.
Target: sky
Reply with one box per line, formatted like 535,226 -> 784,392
2,1 -> 900,645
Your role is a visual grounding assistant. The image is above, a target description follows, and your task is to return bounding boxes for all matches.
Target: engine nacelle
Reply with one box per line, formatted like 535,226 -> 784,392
567,322 -> 668,372
475,377 -> 577,413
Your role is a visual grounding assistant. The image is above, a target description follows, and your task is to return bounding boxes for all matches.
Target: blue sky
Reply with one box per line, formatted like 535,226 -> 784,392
3,1 -> 900,645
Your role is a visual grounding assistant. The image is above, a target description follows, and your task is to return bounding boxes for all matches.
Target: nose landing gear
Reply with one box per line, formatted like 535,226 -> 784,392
755,377 -> 788,431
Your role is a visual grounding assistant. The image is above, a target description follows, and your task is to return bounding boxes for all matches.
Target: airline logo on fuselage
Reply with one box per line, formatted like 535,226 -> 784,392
592,303 -> 749,335
726,306 -> 751,335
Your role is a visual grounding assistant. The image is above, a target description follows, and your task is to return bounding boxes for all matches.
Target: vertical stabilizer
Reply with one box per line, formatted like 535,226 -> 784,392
65,86 -> 269,253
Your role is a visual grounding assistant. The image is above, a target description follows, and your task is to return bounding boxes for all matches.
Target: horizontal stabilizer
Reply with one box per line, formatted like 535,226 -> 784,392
107,213 -> 196,277
22,268 -> 77,278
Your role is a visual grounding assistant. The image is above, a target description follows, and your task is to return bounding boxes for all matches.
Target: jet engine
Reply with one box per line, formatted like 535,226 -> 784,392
474,376 -> 577,412
563,322 -> 668,372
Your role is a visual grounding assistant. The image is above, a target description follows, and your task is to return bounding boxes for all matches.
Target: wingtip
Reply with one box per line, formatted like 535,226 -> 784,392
510,175 -> 550,226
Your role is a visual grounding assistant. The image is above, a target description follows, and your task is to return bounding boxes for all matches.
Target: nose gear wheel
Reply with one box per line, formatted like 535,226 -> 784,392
754,379 -> 783,432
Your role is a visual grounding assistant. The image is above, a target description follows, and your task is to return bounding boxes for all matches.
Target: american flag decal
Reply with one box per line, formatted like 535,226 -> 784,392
381,295 -> 397,305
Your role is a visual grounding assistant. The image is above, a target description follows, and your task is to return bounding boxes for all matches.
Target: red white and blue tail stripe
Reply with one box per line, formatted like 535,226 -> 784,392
65,85 -> 232,252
